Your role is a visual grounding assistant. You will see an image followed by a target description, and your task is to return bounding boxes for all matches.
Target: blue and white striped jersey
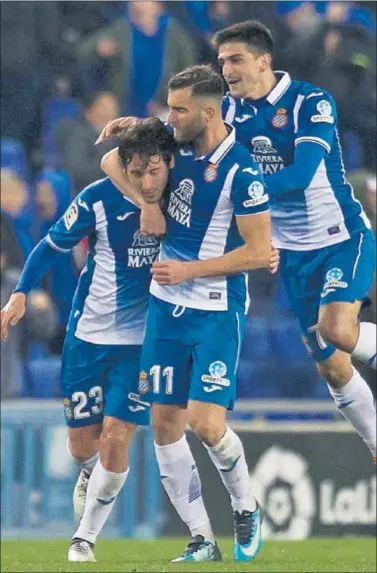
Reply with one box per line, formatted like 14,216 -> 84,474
150,126 -> 269,313
47,177 -> 159,345
222,72 -> 371,250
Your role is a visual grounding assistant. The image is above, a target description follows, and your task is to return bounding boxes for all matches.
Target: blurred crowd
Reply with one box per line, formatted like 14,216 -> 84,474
1,1 -> 376,400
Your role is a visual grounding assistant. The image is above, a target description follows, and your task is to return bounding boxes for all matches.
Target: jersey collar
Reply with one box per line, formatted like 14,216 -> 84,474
266,71 -> 291,105
196,123 -> 236,166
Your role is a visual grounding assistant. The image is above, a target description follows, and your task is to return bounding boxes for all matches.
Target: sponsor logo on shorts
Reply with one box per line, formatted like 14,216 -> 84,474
128,392 -> 150,412
138,371 -> 150,394
323,268 -> 348,293
201,361 -> 230,391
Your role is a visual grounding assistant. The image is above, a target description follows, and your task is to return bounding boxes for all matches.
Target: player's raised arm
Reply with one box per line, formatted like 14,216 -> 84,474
1,191 -> 94,340
151,165 -> 271,285
264,92 -> 337,198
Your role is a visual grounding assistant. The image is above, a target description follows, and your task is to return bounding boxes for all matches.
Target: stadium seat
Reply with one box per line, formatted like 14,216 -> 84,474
270,317 -> 308,362
42,97 -> 82,168
28,357 -> 62,398
241,317 -> 272,359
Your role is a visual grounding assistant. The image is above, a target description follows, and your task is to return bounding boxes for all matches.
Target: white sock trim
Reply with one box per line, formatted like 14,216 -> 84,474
352,322 -> 377,367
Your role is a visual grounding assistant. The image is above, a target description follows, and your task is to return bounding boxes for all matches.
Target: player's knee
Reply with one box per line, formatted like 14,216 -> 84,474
100,419 -> 136,453
189,418 -> 224,447
152,405 -> 187,445
318,316 -> 346,349
67,426 -> 101,461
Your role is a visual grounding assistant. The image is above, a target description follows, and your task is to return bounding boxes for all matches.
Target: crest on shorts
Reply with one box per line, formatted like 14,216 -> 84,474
63,397 -> 73,420
138,371 -> 150,394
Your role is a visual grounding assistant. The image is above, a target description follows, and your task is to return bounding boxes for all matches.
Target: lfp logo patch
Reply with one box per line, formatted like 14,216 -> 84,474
209,361 -> 227,378
326,268 -> 343,282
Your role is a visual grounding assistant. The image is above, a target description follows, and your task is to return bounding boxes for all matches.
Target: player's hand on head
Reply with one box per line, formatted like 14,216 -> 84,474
269,245 -> 280,275
1,292 -> 26,340
140,204 -> 166,237
151,260 -> 191,285
95,117 -> 138,145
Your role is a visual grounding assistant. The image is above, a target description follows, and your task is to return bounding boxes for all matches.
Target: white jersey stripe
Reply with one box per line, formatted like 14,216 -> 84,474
46,234 -> 71,253
225,97 -> 236,124
76,201 -> 118,344
352,233 -> 364,279
295,136 -> 331,153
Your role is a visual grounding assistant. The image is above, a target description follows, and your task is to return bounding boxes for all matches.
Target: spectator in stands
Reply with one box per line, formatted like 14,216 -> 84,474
0,168 -> 35,260
281,2 -> 376,171
1,252 -> 57,399
0,212 -> 23,273
56,91 -> 119,194
76,1 -> 196,119
166,1 -> 233,65
0,1 -> 65,156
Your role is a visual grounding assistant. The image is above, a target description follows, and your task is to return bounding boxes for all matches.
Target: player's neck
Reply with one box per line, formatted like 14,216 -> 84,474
245,70 -> 277,101
194,121 -> 228,158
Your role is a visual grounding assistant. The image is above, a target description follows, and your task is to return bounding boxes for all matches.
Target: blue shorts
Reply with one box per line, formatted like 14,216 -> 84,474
280,229 -> 376,362
61,334 -> 150,428
139,296 -> 247,409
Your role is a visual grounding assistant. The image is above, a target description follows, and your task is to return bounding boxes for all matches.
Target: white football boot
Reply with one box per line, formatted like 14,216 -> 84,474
68,538 -> 96,562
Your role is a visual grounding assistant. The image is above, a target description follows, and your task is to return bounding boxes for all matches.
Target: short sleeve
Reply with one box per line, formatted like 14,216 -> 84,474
295,92 -> 337,153
47,191 -> 95,252
231,164 -> 269,216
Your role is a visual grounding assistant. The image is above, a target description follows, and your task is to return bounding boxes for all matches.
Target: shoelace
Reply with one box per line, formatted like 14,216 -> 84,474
73,542 -> 90,555
234,510 -> 257,545
183,537 -> 209,556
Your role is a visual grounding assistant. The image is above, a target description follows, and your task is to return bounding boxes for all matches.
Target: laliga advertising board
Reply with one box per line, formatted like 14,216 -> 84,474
162,430 -> 376,539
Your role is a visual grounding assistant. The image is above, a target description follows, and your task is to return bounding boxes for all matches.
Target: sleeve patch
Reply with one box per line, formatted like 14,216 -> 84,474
310,115 -> 334,124
243,181 -> 268,208
63,203 -> 79,230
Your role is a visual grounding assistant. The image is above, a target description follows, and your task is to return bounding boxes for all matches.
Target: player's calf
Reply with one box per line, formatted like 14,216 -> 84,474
189,403 -> 262,561
70,418 -> 136,558
318,298 -> 376,371
317,352 -> 376,459
67,425 -> 102,519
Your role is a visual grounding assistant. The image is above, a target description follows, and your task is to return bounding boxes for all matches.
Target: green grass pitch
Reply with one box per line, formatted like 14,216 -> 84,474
1,537 -> 376,572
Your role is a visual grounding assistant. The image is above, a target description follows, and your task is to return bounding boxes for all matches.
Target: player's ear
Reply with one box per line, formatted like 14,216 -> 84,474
203,103 -> 216,124
169,156 -> 175,169
259,53 -> 271,73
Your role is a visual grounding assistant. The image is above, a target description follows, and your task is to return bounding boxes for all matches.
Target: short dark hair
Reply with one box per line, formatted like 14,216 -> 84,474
117,117 -> 178,169
168,65 -> 224,99
213,20 -> 274,58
